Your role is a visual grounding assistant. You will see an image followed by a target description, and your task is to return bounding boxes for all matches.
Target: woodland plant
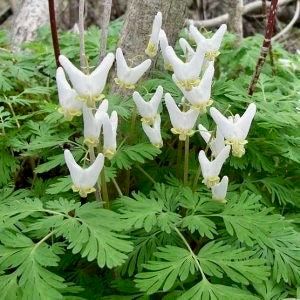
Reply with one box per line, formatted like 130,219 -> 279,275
0,10 -> 299,300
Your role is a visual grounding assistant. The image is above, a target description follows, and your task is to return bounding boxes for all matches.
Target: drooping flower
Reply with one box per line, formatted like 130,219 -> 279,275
99,111 -> 118,159
179,38 -> 195,62
165,93 -> 199,141
145,11 -> 162,57
198,145 -> 230,188
165,45 -> 205,91
133,85 -> 163,125
64,149 -> 104,197
59,53 -> 115,106
142,114 -> 163,148
115,48 -> 151,89
159,29 -> 173,71
83,100 -> 109,147
173,62 -> 214,112
189,24 -> 227,61
210,103 -> 256,157
198,124 -> 226,158
56,67 -> 82,121
211,176 -> 228,203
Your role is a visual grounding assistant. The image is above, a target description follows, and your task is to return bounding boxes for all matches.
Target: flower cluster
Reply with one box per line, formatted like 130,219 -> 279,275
57,11 -> 256,202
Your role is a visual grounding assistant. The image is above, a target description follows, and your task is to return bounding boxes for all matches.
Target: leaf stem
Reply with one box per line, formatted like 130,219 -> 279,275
112,177 -> 123,197
101,168 -> 110,208
183,136 -> 189,185
89,146 -> 102,202
136,164 -> 156,185
173,227 -> 207,280
48,0 -> 60,68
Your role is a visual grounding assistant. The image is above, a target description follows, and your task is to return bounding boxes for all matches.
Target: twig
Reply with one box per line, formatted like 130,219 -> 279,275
136,165 -> 156,185
248,0 -> 278,96
79,0 -> 87,70
100,0 -> 112,60
183,137 -> 189,185
112,177 -> 123,197
48,0 -> 60,68
272,0 -> 300,41
187,0 -> 294,27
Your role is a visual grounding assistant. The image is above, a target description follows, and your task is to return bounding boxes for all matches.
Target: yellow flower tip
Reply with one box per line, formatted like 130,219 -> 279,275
212,197 -> 227,204
203,176 -> 220,188
164,63 -> 173,72
76,94 -> 105,107
141,116 -> 155,126
153,142 -> 163,149
145,41 -> 158,58
177,78 -> 201,91
104,148 -> 116,160
225,139 -> 248,158
84,137 -> 99,148
72,185 -> 96,198
191,99 -> 214,113
205,50 -> 220,61
171,128 -> 195,141
114,78 -> 136,90
58,107 -> 82,121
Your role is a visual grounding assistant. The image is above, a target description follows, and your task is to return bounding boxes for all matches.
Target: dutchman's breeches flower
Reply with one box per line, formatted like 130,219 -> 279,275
98,111 -> 118,159
64,149 -> 104,197
198,124 -> 226,158
83,100 -> 108,147
173,62 -> 215,112
165,93 -> 199,141
198,145 -> 230,188
211,176 -> 229,203
210,103 -> 256,157
189,24 -> 227,62
56,67 -> 82,121
59,53 -> 115,107
145,12 -> 162,58
133,85 -> 163,125
179,38 -> 195,62
142,114 -> 163,148
115,48 -> 151,89
165,45 -> 205,91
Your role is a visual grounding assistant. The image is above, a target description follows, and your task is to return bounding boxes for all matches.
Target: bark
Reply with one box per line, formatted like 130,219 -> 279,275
118,0 -> 188,66
227,0 -> 244,43
10,0 -> 50,50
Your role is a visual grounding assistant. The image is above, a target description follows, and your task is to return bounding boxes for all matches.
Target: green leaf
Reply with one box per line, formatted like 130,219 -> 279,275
135,245 -> 196,294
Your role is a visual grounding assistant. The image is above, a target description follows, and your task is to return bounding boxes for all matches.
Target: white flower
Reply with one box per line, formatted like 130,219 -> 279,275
173,62 -> 214,112
198,145 -> 230,188
165,45 -> 205,91
179,38 -> 195,62
165,93 -> 199,141
56,67 -> 82,121
142,114 -> 163,148
99,111 -> 118,159
198,124 -> 226,158
115,48 -> 151,89
189,24 -> 227,61
159,29 -> 173,71
83,100 -> 109,147
133,85 -> 163,124
145,11 -> 162,57
211,176 -> 228,203
210,103 -> 256,157
59,53 -> 115,106
64,149 -> 104,197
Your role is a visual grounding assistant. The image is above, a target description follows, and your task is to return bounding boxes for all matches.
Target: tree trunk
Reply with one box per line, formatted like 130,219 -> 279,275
227,0 -> 244,43
10,0 -> 50,50
118,0 -> 188,66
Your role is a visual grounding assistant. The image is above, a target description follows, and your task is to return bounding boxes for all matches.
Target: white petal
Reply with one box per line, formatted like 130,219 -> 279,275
189,24 -> 206,46
64,149 -> 83,186
179,38 -> 195,62
59,55 -> 88,96
56,67 -> 81,110
211,176 -> 228,201
210,107 -> 235,140
81,153 -> 104,187
210,145 -> 230,176
142,114 -> 162,145
116,48 -> 151,84
149,11 -> 162,46
150,85 -> 163,113
236,103 -> 256,139
159,29 -> 169,52
95,99 -> 109,119
102,111 -> 118,150
198,150 -> 211,178
198,124 -> 211,144
211,127 -> 226,157
83,105 -> 101,140
210,24 -> 227,51
89,52 -> 115,94
133,91 -> 153,117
